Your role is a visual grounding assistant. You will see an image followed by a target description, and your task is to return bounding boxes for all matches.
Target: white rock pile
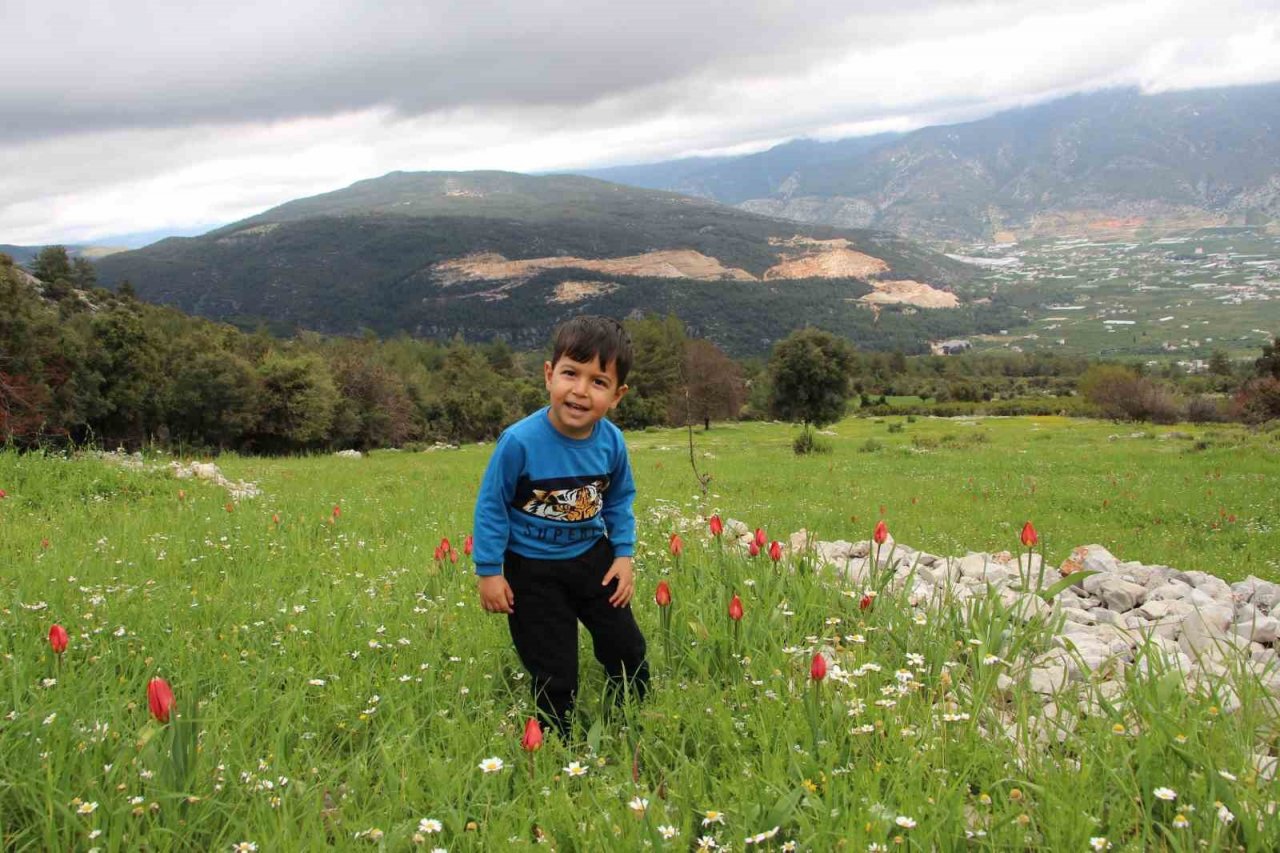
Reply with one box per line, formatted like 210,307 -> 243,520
717,519 -> 1279,779
169,460 -> 261,500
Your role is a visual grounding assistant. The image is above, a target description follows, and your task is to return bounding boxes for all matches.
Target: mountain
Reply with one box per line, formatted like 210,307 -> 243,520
577,83 -> 1280,242
1,244 -> 128,266
95,171 -> 998,355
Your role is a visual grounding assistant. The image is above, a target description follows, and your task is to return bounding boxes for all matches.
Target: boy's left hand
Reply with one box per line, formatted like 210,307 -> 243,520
602,557 -> 635,607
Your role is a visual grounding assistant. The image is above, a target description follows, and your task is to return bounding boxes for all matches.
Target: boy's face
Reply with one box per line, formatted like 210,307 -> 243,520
543,354 -> 628,439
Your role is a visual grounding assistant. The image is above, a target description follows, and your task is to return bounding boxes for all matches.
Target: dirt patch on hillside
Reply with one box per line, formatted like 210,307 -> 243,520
549,280 -> 620,304
861,280 -> 959,308
764,249 -> 890,280
433,250 -> 755,284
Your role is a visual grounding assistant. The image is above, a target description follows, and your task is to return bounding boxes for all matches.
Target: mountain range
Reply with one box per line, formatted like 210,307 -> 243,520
581,83 -> 1280,242
93,171 -> 997,355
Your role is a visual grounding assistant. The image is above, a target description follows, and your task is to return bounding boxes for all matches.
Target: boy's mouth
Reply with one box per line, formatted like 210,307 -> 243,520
564,401 -> 588,413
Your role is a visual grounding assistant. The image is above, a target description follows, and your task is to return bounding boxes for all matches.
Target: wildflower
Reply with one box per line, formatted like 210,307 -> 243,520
745,826 -> 780,845
628,797 -> 649,813
859,593 -> 873,611
810,653 -> 827,682
709,515 -> 723,537
655,580 -> 672,607
478,757 -> 505,773
1218,770 -> 1237,782
658,824 -> 679,840
873,520 -> 888,545
76,801 -> 98,815
272,513 -> 280,525
748,541 -> 760,558
754,528 -> 766,547
702,810 -> 726,826
564,761 -> 588,777
895,816 -> 916,829
1020,521 -> 1038,547
728,595 -> 744,622
1215,802 -> 1234,824
147,678 -> 175,723
1171,814 -> 1190,828
696,836 -> 719,851
308,679 -> 326,687
1088,838 -> 1112,851
418,818 -> 442,834
332,505 -> 341,519
355,828 -> 384,842
768,540 -> 783,562
49,624 -> 69,655
669,534 -> 684,557
464,534 -> 474,556
232,843 -> 259,852
521,717 -> 543,752
1153,787 -> 1177,802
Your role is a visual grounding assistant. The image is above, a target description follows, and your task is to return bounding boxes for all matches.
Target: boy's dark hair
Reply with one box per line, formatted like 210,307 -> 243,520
551,315 -> 634,385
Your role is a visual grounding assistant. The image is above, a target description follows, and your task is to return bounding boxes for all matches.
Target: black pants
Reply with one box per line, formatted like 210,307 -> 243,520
505,538 -> 649,739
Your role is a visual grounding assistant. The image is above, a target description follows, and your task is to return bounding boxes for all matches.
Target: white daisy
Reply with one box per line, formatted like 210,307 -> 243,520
1153,787 -> 1177,801
894,815 -> 916,829
478,757 -> 505,773
658,824 -> 679,840
563,761 -> 588,777
702,810 -> 726,826
418,818 -> 442,834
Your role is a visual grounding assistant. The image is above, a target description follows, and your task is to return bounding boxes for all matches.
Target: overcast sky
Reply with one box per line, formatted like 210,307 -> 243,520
3,0 -> 1279,246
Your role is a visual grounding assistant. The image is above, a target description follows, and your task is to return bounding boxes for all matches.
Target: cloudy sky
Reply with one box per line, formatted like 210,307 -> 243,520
4,0 -> 1280,246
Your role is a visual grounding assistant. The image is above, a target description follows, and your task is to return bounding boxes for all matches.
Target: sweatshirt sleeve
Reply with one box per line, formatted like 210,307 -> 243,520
472,431 -> 523,576
601,430 -> 637,558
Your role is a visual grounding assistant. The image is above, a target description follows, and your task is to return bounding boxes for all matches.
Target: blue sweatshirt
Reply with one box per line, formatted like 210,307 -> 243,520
472,407 -> 636,576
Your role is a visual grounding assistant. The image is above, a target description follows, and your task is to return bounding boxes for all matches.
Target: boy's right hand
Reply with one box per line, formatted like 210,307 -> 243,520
478,575 -> 515,614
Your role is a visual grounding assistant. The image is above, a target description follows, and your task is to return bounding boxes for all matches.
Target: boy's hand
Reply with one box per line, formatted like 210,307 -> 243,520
602,556 -> 635,607
478,575 -> 515,614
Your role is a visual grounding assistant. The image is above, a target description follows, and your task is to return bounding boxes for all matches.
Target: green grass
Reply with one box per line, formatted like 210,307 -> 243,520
1,416 -> 1278,850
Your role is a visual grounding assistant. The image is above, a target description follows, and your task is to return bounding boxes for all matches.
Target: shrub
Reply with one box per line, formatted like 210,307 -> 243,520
858,438 -> 883,453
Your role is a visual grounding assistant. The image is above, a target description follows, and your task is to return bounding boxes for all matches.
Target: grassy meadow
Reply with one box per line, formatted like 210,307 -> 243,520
2,415 -> 1279,850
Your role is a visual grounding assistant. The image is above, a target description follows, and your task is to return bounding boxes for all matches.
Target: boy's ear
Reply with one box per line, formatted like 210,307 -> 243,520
609,383 -> 629,409
543,360 -> 554,386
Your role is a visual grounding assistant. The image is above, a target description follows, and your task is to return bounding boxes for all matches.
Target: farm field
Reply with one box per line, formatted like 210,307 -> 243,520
2,415 -> 1279,850
958,228 -> 1280,362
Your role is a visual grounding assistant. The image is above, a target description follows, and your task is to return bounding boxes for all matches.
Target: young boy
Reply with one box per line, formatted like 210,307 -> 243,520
473,315 -> 649,739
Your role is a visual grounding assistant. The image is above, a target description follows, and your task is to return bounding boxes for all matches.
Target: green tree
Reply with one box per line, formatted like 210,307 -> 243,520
1257,335 -> 1280,380
252,351 -> 339,451
767,328 -> 855,451
616,314 -> 686,428
29,246 -> 72,284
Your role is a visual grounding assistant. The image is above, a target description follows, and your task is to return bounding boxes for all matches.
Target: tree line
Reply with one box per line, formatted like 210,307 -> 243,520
4,248 -> 1276,453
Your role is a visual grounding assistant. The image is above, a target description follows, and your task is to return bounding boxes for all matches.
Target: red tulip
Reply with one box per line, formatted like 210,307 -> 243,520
464,534 -> 474,556
655,580 -> 672,607
669,533 -> 684,557
332,504 -> 341,519
1020,521 -> 1038,548
433,545 -> 443,561
747,541 -> 760,558
859,593 -> 874,611
271,513 -> 281,525
873,520 -> 888,545
448,548 -> 458,564
147,678 -> 175,724
708,515 -> 723,537
521,717 -> 543,752
177,489 -> 186,502
768,541 -> 782,561
40,538 -> 50,550
810,652 -> 827,681
728,594 -> 744,622
0,488 -> 6,499
48,624 -> 68,655
754,528 -> 766,547
225,502 -> 234,513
